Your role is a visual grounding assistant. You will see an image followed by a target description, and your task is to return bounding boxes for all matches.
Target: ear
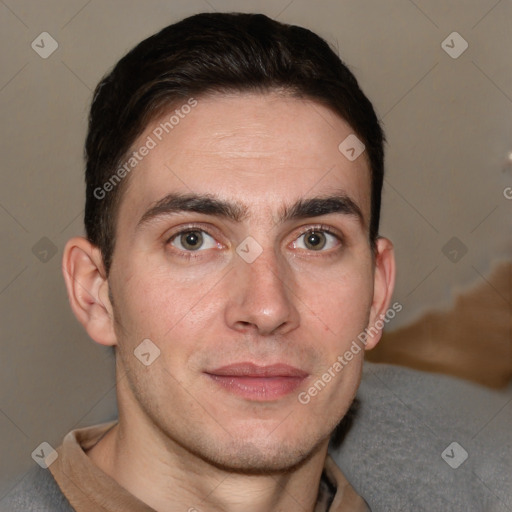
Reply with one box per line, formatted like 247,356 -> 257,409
364,237 -> 396,350
62,237 -> 117,346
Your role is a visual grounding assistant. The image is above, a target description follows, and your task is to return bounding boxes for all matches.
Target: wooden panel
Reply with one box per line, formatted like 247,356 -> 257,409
367,261 -> 512,389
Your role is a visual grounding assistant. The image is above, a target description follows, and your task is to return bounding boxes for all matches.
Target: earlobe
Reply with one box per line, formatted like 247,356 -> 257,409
62,237 -> 117,346
365,237 -> 396,350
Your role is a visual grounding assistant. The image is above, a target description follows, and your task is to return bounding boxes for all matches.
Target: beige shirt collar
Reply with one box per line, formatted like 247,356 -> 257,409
50,422 -> 369,512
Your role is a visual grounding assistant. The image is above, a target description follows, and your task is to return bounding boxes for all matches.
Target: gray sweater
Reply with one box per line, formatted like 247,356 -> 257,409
331,363 -> 512,511
1,465 -> 73,511
2,362 -> 511,511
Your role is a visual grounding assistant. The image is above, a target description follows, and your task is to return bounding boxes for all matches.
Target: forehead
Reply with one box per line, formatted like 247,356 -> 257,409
118,92 -> 371,226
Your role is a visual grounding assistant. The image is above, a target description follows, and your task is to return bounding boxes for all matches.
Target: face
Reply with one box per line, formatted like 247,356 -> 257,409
107,92 -> 388,472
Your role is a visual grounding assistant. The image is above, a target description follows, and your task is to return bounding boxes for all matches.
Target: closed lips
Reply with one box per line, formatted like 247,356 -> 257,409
206,363 -> 308,378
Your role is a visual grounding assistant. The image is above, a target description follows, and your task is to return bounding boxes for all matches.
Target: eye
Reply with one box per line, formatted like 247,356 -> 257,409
292,230 -> 340,251
169,230 -> 218,252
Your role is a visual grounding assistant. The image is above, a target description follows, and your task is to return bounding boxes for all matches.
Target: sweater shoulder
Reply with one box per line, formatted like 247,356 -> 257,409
1,466 -> 74,512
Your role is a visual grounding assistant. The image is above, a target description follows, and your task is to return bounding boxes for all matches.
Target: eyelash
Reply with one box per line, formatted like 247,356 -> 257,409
165,223 -> 344,257
292,224 -> 344,256
165,223 -> 219,260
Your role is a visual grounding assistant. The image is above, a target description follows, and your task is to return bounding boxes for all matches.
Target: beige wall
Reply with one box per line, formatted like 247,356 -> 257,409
1,0 -> 511,494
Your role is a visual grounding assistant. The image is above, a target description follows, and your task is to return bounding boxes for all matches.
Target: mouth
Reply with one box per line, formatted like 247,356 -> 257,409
204,362 -> 309,401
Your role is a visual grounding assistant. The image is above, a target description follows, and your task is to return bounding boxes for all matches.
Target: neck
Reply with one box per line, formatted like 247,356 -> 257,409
87,411 -> 329,512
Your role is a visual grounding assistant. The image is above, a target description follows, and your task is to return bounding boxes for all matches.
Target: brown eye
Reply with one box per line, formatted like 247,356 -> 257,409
170,230 -> 217,251
304,231 -> 326,250
180,231 -> 203,250
293,230 -> 340,251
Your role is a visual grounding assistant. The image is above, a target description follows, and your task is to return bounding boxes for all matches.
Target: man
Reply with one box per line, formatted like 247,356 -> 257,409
5,12 -> 395,511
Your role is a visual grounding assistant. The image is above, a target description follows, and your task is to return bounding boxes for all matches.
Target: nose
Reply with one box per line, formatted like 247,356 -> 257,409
224,247 -> 300,336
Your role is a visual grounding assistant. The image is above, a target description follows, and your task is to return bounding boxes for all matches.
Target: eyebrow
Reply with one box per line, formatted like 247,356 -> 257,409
136,191 -> 364,230
137,193 -> 249,229
279,194 -> 364,225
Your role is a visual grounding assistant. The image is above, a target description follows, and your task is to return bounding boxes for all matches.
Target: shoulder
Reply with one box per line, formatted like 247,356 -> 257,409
1,466 -> 74,512
330,362 -> 512,512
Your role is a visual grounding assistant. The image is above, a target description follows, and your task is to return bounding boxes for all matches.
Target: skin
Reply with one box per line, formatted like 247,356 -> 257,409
63,92 -> 395,512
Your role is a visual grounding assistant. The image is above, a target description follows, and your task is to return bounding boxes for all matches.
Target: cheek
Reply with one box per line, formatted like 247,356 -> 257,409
296,260 -> 374,340
114,264 -> 222,346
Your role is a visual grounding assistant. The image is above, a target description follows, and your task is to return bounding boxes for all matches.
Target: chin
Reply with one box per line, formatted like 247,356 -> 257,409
190,430 -> 326,475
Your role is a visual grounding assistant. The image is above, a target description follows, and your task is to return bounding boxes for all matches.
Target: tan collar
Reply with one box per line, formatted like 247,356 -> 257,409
50,422 -> 368,511
322,455 -> 370,511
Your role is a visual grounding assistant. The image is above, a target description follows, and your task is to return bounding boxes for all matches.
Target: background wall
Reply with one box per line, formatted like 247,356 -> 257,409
1,0 -> 511,498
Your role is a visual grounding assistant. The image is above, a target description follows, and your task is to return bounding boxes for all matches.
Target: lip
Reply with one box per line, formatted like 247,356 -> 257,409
205,363 -> 308,401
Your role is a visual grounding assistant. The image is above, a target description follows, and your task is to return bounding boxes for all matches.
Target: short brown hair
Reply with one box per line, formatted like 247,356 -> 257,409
84,12 -> 384,273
